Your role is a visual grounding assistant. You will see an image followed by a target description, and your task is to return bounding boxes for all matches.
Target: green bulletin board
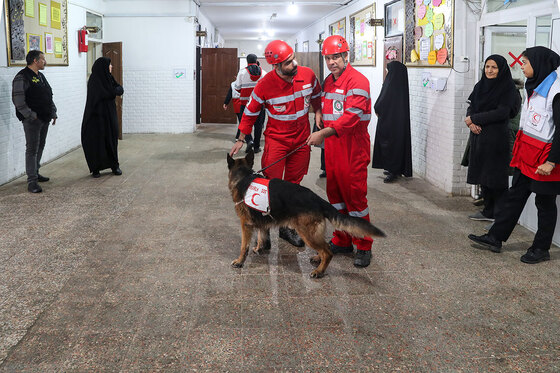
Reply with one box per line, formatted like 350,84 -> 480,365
4,0 -> 68,66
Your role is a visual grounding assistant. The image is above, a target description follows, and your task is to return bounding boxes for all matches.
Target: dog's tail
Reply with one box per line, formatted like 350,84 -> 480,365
322,200 -> 386,238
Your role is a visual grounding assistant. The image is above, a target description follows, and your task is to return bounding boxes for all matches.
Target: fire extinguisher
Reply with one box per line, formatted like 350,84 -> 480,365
78,27 -> 88,52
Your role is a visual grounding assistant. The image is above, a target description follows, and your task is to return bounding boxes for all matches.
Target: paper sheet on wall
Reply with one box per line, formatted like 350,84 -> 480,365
51,2 -> 61,29
39,3 -> 48,26
25,0 -> 35,17
54,37 -> 62,58
419,37 -> 430,60
434,33 -> 445,49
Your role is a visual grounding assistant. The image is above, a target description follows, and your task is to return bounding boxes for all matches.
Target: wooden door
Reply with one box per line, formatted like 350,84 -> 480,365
103,42 -> 123,139
201,48 -> 238,123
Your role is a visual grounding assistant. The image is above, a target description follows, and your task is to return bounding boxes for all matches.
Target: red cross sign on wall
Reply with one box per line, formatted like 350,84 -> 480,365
508,52 -> 523,67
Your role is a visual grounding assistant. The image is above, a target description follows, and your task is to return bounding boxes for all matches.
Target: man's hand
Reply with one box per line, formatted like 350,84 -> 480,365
315,110 -> 323,129
464,116 -> 473,126
536,162 -> 555,176
307,127 -> 336,146
223,104 -> 228,111
230,140 -> 244,156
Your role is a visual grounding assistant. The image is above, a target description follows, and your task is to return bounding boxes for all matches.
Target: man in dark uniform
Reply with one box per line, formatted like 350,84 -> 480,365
12,50 -> 57,193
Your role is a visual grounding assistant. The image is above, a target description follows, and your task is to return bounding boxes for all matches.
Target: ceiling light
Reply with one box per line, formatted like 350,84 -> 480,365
258,44 -> 262,49
287,2 -> 298,16
267,30 -> 275,37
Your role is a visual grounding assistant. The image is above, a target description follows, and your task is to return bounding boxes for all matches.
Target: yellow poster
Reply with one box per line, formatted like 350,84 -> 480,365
51,1 -> 61,30
39,3 -> 48,26
54,37 -> 63,58
25,0 -> 35,17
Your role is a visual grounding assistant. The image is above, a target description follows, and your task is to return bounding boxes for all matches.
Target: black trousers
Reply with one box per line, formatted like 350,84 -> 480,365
489,169 -> 557,251
481,185 -> 507,219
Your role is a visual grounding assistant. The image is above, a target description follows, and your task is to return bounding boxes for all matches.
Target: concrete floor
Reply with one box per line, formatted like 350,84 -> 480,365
0,123 -> 559,372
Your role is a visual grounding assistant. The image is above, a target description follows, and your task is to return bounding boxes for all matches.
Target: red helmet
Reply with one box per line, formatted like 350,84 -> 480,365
322,35 -> 349,56
264,40 -> 293,64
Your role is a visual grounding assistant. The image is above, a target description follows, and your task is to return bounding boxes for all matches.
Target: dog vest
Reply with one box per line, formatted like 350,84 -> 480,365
244,178 -> 270,214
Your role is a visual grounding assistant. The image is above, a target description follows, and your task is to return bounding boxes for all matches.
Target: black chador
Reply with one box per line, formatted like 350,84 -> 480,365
81,57 -> 124,174
372,61 -> 413,180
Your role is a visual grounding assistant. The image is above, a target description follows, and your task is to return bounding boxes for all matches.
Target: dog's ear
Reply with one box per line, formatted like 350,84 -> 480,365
245,149 -> 254,168
227,153 -> 235,169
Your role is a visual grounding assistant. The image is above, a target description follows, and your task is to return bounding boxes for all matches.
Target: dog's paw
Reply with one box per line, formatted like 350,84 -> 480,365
309,255 -> 320,266
231,259 -> 244,268
309,269 -> 325,278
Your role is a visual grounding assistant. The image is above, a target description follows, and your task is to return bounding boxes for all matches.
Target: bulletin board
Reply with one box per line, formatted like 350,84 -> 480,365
4,0 -> 68,66
404,0 -> 453,68
329,18 -> 346,37
349,4 -> 376,66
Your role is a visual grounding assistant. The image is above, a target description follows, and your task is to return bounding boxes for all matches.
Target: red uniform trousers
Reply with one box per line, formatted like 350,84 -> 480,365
325,127 -> 372,251
261,137 -> 310,184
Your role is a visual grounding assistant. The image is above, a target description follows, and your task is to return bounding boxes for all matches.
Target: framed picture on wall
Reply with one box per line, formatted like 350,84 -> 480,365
385,0 -> 405,37
302,40 -> 309,52
329,17 -> 346,37
349,4 -> 376,66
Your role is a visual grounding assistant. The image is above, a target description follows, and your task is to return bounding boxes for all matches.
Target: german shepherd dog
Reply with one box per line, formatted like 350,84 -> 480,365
227,150 -> 385,278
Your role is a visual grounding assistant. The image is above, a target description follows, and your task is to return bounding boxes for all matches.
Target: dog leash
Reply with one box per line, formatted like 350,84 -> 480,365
254,142 -> 308,175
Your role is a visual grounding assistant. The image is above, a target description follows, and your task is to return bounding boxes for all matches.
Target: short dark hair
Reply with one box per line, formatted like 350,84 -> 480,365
26,50 -> 44,65
247,54 -> 258,64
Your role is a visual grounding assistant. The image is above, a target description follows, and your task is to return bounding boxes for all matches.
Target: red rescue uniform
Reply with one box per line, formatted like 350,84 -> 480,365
322,64 -> 373,251
239,66 -> 321,183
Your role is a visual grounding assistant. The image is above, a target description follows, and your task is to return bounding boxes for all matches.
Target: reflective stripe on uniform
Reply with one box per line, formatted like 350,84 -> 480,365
266,88 -> 314,105
251,92 -> 264,104
346,88 -> 369,99
266,107 -> 309,121
349,208 -> 369,218
244,107 -> 261,116
332,202 -> 346,210
323,113 -> 342,121
324,92 -> 345,101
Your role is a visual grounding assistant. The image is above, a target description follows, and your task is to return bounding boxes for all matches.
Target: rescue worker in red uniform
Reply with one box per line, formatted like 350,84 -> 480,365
230,40 -> 322,247
233,54 -> 266,153
307,35 -> 374,267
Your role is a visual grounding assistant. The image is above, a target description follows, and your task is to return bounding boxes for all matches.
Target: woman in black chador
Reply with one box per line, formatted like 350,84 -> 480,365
465,55 -> 521,221
372,61 -> 412,183
81,57 -> 124,178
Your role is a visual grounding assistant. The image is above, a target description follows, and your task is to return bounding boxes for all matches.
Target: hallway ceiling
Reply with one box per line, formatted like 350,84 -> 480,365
199,0 -> 349,41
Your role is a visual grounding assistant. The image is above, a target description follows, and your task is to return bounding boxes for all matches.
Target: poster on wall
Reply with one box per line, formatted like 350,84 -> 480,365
349,4 -> 376,66
329,18 -> 346,37
383,35 -> 403,80
385,0 -> 405,37
4,0 -> 68,66
404,0 -> 453,68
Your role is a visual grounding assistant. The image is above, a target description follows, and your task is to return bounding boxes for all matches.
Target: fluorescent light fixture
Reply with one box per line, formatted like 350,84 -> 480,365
258,44 -> 262,49
267,29 -> 275,37
287,2 -> 298,16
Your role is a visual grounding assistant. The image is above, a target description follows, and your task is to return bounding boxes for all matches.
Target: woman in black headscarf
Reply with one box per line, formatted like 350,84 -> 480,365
81,57 -> 124,178
465,55 -> 521,222
372,61 -> 412,183
469,46 -> 560,264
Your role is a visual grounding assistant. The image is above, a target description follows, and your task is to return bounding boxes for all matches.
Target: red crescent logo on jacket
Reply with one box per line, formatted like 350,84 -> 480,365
531,113 -> 541,125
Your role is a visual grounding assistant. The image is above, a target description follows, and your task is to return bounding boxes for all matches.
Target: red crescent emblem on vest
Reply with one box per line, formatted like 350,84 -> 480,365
532,113 -> 541,124
251,193 -> 259,206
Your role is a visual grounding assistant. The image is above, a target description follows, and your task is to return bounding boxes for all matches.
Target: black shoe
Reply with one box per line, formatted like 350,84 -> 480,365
468,233 -> 502,253
319,170 -> 327,178
279,227 -> 305,247
354,250 -> 371,267
520,247 -> 550,264
328,240 -> 353,254
253,147 -> 261,154
245,142 -> 254,154
112,167 -> 122,175
37,174 -> 50,182
27,182 -> 42,193
383,173 -> 397,183
92,171 -> 100,178
383,170 -> 391,176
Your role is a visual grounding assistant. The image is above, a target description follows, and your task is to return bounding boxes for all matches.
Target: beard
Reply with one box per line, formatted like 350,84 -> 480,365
284,65 -> 298,77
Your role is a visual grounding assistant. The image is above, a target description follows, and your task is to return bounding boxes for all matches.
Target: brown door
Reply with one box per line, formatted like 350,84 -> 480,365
201,48 -> 238,123
103,42 -> 123,139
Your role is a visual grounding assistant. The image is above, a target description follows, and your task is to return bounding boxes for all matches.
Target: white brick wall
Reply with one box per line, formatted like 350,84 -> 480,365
121,68 -> 195,134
